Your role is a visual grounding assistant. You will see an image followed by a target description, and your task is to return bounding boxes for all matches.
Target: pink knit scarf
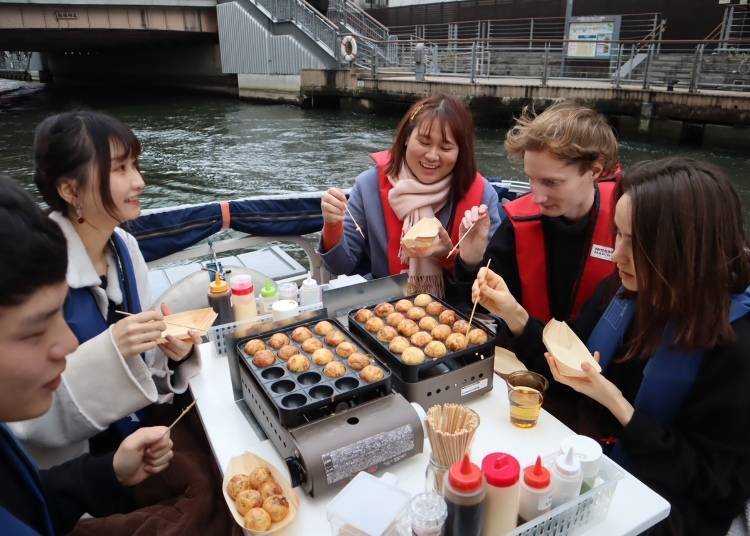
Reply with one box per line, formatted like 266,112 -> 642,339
387,164 -> 452,297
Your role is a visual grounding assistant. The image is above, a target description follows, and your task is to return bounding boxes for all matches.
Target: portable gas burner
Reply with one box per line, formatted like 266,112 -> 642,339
226,307 -> 424,497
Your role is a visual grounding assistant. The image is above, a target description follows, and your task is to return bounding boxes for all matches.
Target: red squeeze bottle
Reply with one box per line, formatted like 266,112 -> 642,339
443,454 -> 486,536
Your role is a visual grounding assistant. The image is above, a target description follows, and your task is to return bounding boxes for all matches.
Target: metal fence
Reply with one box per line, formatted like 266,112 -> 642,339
387,12 -> 664,47
353,37 -> 750,93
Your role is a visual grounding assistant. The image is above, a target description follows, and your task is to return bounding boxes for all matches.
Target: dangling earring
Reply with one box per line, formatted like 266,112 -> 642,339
75,203 -> 85,224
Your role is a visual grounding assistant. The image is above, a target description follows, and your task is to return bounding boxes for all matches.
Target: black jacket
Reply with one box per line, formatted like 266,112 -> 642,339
511,280 -> 750,536
0,424 -> 131,535
454,203 -> 596,321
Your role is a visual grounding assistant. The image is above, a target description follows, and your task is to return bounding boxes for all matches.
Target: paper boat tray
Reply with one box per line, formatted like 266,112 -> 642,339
542,319 -> 602,378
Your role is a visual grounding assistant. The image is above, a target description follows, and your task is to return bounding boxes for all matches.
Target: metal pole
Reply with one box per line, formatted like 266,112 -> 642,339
642,43 -> 653,89
614,42 -> 622,88
542,43 -> 549,87
470,41 -> 477,83
529,18 -> 534,50
629,44 -> 635,79
565,0 -> 574,20
689,43 -> 704,94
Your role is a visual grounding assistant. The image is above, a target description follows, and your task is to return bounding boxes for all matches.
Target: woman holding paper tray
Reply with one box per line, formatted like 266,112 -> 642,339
11,111 -> 202,468
473,157 -> 750,535
319,94 -> 501,297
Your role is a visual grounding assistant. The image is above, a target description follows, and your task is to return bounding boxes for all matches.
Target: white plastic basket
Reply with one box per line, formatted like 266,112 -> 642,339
506,453 -> 624,536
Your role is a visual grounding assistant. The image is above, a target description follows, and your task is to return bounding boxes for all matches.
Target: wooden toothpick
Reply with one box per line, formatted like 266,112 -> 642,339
446,220 -> 478,259
346,206 -> 366,239
467,258 -> 492,332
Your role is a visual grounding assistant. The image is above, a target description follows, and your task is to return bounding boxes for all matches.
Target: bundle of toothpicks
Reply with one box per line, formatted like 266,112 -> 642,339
426,403 -> 480,491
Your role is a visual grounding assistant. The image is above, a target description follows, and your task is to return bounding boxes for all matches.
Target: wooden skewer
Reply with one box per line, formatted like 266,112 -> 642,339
467,258 -> 492,334
345,206 -> 365,239
115,310 -> 208,333
445,219 -> 478,259
167,400 -> 197,432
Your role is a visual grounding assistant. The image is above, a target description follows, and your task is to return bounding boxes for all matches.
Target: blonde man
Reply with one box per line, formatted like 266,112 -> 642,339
456,101 -> 620,323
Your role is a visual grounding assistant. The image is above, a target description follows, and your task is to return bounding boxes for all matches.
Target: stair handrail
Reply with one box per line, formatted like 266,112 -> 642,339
247,0 -> 339,56
328,0 -> 389,42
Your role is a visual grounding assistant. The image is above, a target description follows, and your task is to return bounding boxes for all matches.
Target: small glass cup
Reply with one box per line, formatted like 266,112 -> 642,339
506,371 -> 549,429
425,455 -> 450,495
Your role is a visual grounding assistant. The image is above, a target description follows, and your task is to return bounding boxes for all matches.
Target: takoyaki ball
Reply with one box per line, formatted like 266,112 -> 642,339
374,302 -> 395,317
467,328 -> 488,345
244,339 -> 265,356
438,309 -> 458,326
335,341 -> 357,358
406,307 -> 427,321
425,301 -> 445,316
414,293 -> 432,308
324,361 -> 347,378
397,318 -> 419,337
365,316 -> 385,334
277,344 -> 298,361
259,480 -> 283,500
347,352 -> 371,370
445,333 -> 468,352
424,340 -> 448,359
431,324 -> 453,341
452,319 -> 470,334
312,348 -> 334,366
301,337 -> 323,353
291,326 -> 313,342
395,299 -> 413,313
314,320 -> 335,336
268,333 -> 290,349
389,336 -> 410,354
236,489 -> 263,516
287,354 -> 310,372
248,467 -> 273,489
377,326 -> 398,343
354,308 -> 373,323
253,350 -> 276,368
244,507 -> 272,532
419,316 -> 438,331
227,473 -> 253,500
410,331 -> 433,348
401,346 -> 426,365
360,365 -> 385,383
386,311 -> 405,328
325,330 -> 346,346
262,494 -> 290,523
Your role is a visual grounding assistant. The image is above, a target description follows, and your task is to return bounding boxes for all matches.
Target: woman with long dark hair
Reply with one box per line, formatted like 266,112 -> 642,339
474,157 -> 750,535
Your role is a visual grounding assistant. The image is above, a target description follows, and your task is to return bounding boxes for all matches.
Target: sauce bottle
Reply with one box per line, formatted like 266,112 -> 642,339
207,272 -> 232,325
443,454 -> 485,536
481,452 -> 520,534
298,272 -> 322,307
259,279 -> 278,315
550,447 -> 583,508
230,274 -> 257,323
518,456 -> 552,522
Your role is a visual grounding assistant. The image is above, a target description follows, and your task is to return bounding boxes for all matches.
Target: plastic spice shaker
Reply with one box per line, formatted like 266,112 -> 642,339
410,492 -> 447,536
519,456 -> 552,522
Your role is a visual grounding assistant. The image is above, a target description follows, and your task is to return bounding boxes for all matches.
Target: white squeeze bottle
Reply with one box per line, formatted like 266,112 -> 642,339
298,272 -> 322,307
550,447 -> 583,508
518,456 -> 553,522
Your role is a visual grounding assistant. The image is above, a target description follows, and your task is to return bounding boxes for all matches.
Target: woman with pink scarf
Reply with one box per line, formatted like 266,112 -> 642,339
319,94 -> 501,299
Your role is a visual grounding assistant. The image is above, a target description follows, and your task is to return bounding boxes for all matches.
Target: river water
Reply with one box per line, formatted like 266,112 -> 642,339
1,84 -> 749,213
